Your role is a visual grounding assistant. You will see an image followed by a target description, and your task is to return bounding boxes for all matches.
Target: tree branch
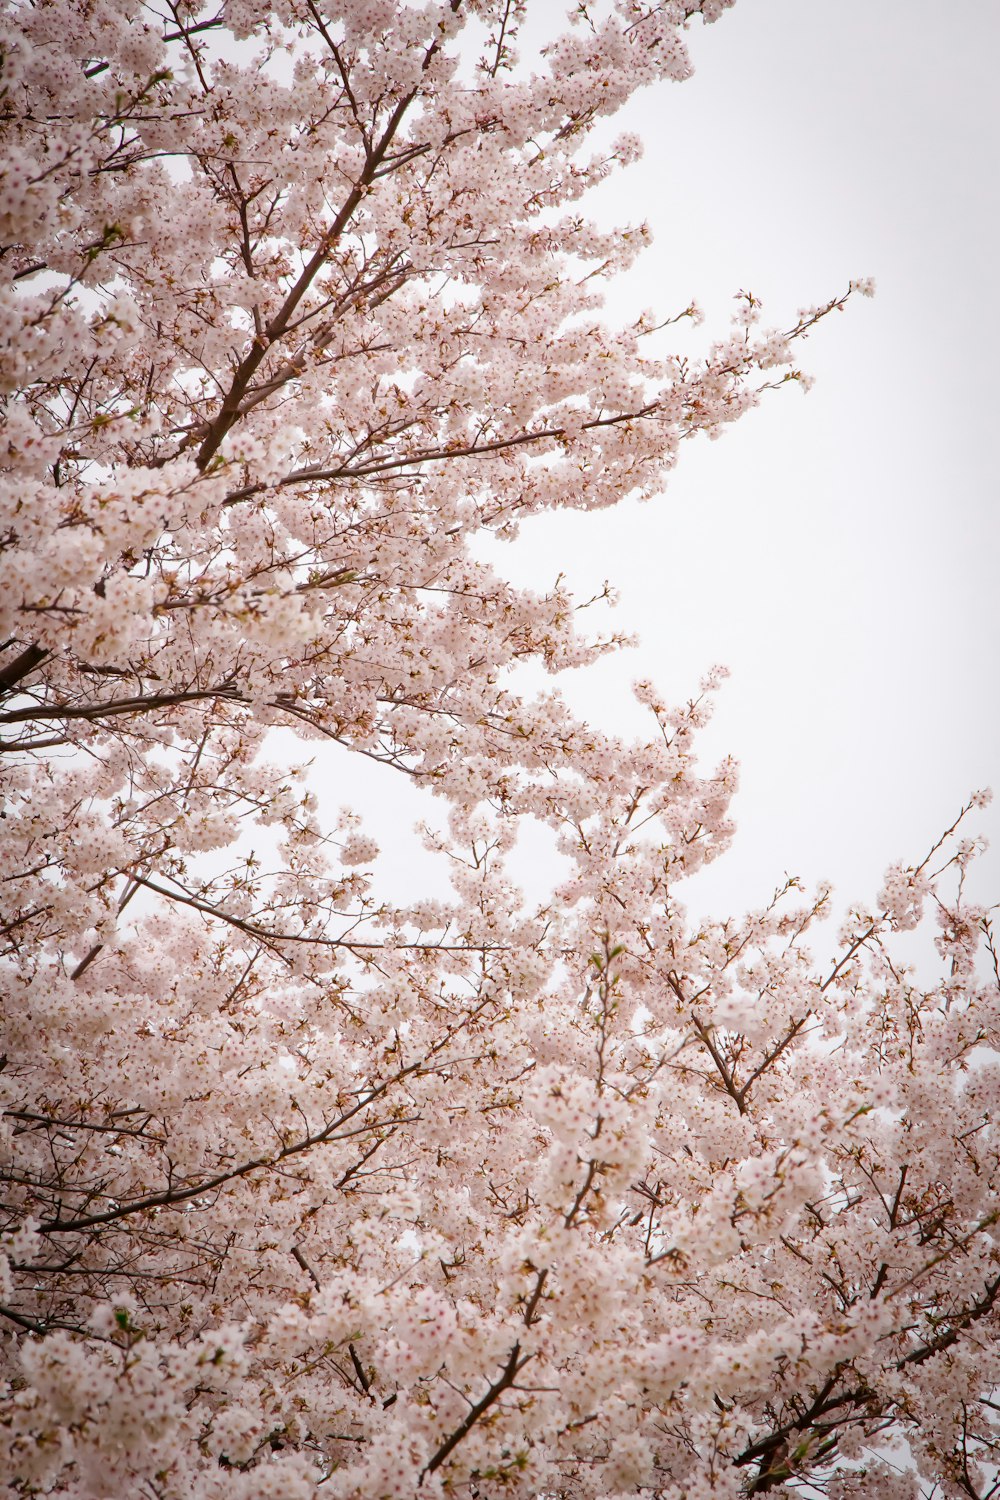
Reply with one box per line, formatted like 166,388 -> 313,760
422,1341 -> 530,1477
0,643 -> 50,696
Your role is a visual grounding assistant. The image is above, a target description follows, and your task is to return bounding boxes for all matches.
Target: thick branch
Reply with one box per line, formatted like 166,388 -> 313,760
422,1342 -> 530,1477
0,643 -> 50,696
0,684 -> 243,729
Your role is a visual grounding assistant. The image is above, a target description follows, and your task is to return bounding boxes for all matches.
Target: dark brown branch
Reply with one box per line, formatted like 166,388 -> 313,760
222,399 -> 661,506
0,684 -> 243,728
348,1342 -> 371,1395
735,1372 -> 873,1490
6,1108 -> 160,1141
736,1015 -> 809,1103
233,259 -> 411,418
0,1303 -> 48,1334
684,1005 -> 746,1116
522,1268 -> 548,1327
734,1273 -> 1000,1491
898,1273 -> 1000,1369
37,986 -> 498,1237
0,1303 -> 88,1336
37,1107 -> 400,1235
194,8 -> 460,472
131,870 -> 509,955
161,15 -> 225,45
291,1244 -> 322,1291
422,1342 -> 530,1477
820,922 -> 879,992
0,643 -> 50,697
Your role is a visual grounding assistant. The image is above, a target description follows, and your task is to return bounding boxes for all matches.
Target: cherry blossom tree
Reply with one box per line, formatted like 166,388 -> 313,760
1,2 -> 997,1496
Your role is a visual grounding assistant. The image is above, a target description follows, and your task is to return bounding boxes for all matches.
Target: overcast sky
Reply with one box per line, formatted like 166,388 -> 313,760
480,0 -> 1000,929
328,1 -> 998,948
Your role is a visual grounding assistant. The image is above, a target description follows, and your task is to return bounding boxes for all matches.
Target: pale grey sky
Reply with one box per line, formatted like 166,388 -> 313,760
489,0 -> 1000,926
316,1 -> 998,946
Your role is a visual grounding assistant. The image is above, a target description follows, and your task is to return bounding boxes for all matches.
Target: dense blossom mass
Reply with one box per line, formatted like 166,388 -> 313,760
1,2 -> 997,1496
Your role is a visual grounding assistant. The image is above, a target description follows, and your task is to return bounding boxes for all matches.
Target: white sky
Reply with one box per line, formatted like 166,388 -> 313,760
320,0 -> 999,947
488,0 -> 1000,927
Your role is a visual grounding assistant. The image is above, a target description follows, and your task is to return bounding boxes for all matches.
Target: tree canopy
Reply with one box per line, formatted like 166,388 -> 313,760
1,3 -> 997,1496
